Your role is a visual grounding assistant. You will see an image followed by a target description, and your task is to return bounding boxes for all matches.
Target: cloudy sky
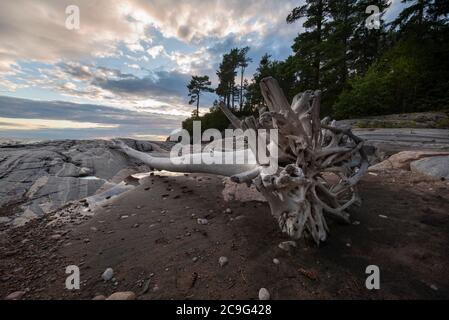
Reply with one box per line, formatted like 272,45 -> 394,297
0,0 -> 403,140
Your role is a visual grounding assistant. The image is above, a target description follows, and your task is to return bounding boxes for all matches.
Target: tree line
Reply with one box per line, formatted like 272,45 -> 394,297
184,0 -> 449,134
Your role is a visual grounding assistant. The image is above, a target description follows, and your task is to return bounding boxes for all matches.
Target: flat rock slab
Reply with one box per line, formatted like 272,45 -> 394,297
0,139 -> 168,229
411,156 -> 449,179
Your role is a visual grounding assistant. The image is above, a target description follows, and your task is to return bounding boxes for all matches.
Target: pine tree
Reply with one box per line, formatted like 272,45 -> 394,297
216,49 -> 240,109
351,0 -> 390,75
237,47 -> 252,111
187,75 -> 214,117
287,0 -> 329,89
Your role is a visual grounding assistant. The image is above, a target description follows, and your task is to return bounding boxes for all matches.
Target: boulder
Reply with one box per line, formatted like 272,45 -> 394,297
369,151 -> 449,171
411,156 -> 449,179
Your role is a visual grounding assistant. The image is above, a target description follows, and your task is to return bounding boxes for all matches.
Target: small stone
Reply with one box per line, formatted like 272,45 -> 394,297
106,291 -> 136,300
102,268 -> 114,281
5,291 -> 26,300
90,227 -> 98,232
120,215 -> 129,219
140,279 -> 151,295
136,205 -> 142,209
218,256 -> 228,267
132,223 -> 139,228
92,295 -> 106,300
430,284 -> 438,291
258,288 -> 270,300
278,241 -> 297,251
197,218 -> 208,225
192,257 -> 198,263
352,220 -> 360,225
83,238 -> 90,243
378,215 -> 388,219
50,234 -> 62,240
225,208 -> 232,214
273,258 -> 280,265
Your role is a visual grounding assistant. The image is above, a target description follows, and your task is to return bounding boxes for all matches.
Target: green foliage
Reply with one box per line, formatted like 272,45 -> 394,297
181,0 -> 449,132
333,27 -> 449,118
181,104 -> 258,138
435,118 -> 449,129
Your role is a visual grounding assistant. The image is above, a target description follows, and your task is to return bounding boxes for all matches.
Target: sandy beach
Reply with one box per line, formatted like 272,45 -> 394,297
1,167 -> 448,299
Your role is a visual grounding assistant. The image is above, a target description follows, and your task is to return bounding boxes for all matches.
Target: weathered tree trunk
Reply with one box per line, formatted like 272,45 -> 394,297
113,77 -> 368,245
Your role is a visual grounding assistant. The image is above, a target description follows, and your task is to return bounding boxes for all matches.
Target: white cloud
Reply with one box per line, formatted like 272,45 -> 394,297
147,45 -> 166,59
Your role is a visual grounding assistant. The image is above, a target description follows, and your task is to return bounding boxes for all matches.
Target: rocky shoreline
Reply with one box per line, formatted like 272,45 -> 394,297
1,130 -> 449,300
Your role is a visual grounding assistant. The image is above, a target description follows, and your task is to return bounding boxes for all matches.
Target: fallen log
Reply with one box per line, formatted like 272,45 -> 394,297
113,77 -> 368,245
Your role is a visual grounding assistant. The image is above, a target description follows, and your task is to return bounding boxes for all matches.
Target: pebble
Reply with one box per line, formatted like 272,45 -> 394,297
258,288 -> 270,300
197,218 -> 209,225
120,215 -> 129,219
102,268 -> 114,281
132,223 -> 139,228
192,257 -> 198,263
106,291 -> 136,300
225,208 -> 232,214
430,284 -> 438,291
92,295 -> 106,300
218,256 -> 229,267
378,215 -> 388,219
273,258 -> 280,265
140,279 -> 151,295
5,291 -> 26,300
50,234 -> 62,240
278,241 -> 297,251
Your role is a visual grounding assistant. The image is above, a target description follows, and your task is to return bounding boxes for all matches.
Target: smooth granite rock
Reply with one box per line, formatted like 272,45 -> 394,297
410,156 -> 449,179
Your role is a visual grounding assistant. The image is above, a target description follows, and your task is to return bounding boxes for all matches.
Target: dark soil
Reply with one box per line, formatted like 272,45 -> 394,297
1,171 -> 448,300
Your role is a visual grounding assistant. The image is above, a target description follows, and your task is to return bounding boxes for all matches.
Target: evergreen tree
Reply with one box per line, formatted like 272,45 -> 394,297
351,0 -> 390,75
187,75 -> 214,117
287,0 -> 329,89
237,47 -> 252,111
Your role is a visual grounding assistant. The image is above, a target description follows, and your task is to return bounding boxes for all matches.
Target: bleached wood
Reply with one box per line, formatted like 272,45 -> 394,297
113,76 -> 368,245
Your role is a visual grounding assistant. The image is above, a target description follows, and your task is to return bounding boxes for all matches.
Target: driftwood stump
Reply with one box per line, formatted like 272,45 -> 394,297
114,77 -> 368,245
